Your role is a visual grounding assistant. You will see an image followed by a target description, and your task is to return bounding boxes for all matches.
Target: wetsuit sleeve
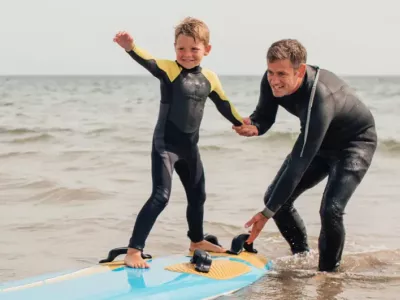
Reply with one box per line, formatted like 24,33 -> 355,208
249,71 -> 278,135
261,89 -> 336,218
125,44 -> 181,82
204,70 -> 243,126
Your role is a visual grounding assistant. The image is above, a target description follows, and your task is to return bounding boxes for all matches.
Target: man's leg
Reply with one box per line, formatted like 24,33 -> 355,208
271,155 -> 330,254
318,136 -> 377,271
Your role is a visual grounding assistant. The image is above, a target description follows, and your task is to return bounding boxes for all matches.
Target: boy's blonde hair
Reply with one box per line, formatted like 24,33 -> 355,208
174,17 -> 210,46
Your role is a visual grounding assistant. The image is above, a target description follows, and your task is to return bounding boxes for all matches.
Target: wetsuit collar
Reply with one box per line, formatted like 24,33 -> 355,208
175,61 -> 202,73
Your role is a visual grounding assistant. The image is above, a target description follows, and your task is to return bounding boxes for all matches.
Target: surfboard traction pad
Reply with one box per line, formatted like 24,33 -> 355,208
189,251 -> 268,269
164,251 -> 268,280
165,260 -> 251,280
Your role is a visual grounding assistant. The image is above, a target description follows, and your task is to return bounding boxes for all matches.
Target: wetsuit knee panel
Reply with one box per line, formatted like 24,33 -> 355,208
319,202 -> 344,222
151,186 -> 171,207
187,191 -> 206,207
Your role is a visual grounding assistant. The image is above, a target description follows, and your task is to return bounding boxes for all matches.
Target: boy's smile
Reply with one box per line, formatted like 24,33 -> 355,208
174,34 -> 211,70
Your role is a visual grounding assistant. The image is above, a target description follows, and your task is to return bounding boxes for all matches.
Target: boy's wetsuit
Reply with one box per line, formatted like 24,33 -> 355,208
250,65 -> 377,271
125,45 -> 243,251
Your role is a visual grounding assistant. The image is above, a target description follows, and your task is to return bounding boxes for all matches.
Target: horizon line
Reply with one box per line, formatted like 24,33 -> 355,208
1,73 -> 400,77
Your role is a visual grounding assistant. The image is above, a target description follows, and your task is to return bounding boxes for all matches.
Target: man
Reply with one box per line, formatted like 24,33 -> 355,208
233,39 -> 377,272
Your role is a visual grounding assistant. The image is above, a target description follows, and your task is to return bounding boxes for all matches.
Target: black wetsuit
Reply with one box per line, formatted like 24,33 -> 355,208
125,45 -> 243,251
250,65 -> 377,271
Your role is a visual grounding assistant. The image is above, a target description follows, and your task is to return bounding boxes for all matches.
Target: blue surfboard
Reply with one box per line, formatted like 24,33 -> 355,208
0,235 -> 272,300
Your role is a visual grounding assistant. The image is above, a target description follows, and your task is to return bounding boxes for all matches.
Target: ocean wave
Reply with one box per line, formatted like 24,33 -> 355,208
7,133 -> 55,144
0,127 -> 73,135
0,151 -> 39,158
199,145 -> 243,152
25,186 -> 115,203
0,128 -> 37,135
271,249 -> 400,281
248,131 -> 400,155
86,128 -> 116,135
379,138 -> 400,153
9,216 -> 122,232
0,178 -> 56,190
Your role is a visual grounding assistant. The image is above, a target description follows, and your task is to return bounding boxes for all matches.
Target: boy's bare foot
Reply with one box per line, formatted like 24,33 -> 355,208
124,248 -> 150,268
189,240 -> 226,253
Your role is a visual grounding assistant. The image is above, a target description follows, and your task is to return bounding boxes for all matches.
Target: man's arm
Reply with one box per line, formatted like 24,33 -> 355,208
249,71 -> 278,136
203,70 -> 243,126
261,91 -> 336,218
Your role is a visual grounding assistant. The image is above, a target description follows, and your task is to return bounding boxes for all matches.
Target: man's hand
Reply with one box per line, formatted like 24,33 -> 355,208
232,117 -> 258,137
244,212 -> 269,244
113,31 -> 134,52
233,124 -> 258,137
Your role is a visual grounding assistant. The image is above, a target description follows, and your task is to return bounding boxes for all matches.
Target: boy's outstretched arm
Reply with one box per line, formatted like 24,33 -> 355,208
203,70 -> 243,126
113,31 -> 180,81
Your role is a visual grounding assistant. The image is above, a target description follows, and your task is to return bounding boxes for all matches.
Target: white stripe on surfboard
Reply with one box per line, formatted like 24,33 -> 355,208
0,266 -> 111,293
202,288 -> 241,300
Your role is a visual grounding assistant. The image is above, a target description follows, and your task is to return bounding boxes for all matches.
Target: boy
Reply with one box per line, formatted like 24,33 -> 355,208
113,17 -> 243,268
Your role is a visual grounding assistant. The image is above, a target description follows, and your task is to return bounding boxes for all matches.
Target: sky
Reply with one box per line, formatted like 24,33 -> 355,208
1,0 -> 400,76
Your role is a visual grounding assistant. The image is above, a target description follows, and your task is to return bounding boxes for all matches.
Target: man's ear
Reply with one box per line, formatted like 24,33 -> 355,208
297,63 -> 307,78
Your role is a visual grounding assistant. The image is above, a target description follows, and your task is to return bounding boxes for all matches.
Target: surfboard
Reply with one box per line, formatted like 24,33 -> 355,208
0,234 -> 272,300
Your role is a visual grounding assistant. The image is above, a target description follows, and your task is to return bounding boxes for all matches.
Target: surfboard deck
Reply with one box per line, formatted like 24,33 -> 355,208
0,252 -> 271,300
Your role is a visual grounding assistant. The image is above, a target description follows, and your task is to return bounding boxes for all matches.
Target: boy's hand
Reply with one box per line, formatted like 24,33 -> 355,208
242,117 -> 251,125
113,31 -> 134,52
233,124 -> 258,136
232,116 -> 258,136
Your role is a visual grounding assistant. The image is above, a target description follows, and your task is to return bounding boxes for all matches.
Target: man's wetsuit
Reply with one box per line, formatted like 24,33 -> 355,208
250,65 -> 377,271
125,45 -> 243,251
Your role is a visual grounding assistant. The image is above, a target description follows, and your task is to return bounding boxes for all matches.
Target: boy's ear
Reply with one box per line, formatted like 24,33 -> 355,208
204,44 -> 212,56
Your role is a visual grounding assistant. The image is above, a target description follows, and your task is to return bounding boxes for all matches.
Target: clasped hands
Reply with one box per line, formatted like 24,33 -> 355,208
232,117 -> 258,137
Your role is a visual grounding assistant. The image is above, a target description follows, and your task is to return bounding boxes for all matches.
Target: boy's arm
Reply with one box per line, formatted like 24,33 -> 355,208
125,43 -> 165,79
114,31 -> 180,82
203,70 -> 243,126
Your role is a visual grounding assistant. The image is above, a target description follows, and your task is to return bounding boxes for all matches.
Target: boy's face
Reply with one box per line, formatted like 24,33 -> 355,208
174,34 -> 211,69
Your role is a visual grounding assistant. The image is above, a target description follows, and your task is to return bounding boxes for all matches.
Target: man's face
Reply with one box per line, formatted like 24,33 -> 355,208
267,59 -> 305,97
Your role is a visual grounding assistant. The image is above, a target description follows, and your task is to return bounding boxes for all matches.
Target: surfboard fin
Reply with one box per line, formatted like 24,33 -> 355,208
99,247 -> 152,263
226,234 -> 258,255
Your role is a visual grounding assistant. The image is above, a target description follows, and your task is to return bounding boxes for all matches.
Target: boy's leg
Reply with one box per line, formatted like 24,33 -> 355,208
175,148 -> 225,253
125,147 -> 178,268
